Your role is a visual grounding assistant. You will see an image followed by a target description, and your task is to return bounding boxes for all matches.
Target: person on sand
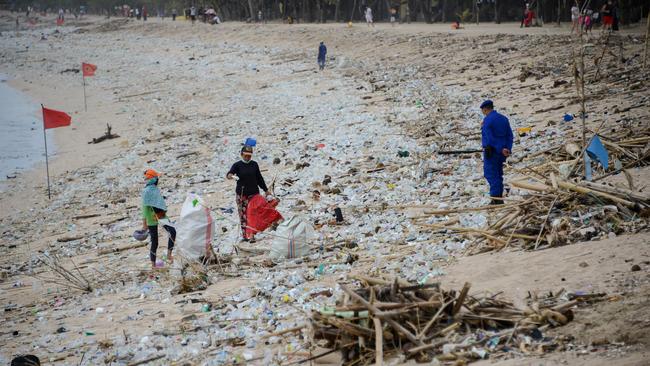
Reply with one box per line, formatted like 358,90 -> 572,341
584,9 -> 594,34
172,8 -> 177,21
364,6 -> 373,27
570,4 -> 580,34
601,0 -> 613,31
317,41 -> 327,71
141,169 -> 175,269
480,100 -> 513,205
519,3 -> 532,28
227,146 -> 272,243
190,6 -> 197,24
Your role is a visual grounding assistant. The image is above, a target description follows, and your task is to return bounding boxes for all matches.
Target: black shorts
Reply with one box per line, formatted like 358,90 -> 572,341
190,15 -> 196,20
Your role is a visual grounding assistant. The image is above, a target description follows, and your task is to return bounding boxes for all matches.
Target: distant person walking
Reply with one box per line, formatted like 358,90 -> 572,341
364,6 -> 374,27
135,7 -> 141,20
190,6 -> 197,24
317,41 -> 327,71
570,4 -> 580,33
172,8 -> 177,20
142,5 -> 147,21
390,7 -> 397,26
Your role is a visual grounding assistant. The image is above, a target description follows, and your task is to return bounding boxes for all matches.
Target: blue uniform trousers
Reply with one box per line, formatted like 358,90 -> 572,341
483,153 -> 505,199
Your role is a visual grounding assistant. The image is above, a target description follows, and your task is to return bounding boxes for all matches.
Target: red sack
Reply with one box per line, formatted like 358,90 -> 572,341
246,194 -> 283,239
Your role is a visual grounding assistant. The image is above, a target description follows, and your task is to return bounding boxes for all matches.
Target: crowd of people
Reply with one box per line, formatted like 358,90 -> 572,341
118,4 -> 222,24
571,0 -> 620,34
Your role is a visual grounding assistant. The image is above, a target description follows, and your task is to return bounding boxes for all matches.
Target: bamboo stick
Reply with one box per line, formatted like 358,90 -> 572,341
340,284 -> 424,347
579,181 -> 650,202
373,318 -> 383,366
556,180 -> 636,207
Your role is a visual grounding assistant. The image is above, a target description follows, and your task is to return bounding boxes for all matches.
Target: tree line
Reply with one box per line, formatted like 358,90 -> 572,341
7,0 -> 649,25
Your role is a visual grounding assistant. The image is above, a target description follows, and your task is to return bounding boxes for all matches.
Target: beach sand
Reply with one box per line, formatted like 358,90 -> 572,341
1,13 -> 648,365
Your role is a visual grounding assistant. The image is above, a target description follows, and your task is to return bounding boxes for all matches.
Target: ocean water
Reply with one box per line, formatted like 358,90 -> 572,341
0,75 -> 53,187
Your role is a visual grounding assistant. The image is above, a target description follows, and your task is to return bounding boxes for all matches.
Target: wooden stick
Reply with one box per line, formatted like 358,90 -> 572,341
420,199 -> 533,215
556,180 -> 636,207
452,282 -> 471,316
261,324 -> 306,339
57,235 -> 85,242
579,181 -> 650,202
72,213 -> 101,220
418,297 -> 455,339
510,179 -> 552,192
534,195 -> 558,250
417,224 -> 507,245
98,242 -> 147,255
502,215 -> 523,251
340,284 -> 424,347
373,317 -> 383,366
127,354 -> 165,366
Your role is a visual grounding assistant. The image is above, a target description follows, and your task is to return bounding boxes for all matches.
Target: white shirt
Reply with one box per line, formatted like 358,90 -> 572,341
571,6 -> 579,20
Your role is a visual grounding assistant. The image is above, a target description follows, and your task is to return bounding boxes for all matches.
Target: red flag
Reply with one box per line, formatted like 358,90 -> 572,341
42,106 -> 71,129
82,62 -> 97,77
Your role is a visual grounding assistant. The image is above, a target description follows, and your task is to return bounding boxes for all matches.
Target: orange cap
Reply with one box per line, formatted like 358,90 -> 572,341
144,169 -> 160,180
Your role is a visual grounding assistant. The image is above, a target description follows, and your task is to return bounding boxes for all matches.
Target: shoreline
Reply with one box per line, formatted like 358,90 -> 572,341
0,73 -> 48,189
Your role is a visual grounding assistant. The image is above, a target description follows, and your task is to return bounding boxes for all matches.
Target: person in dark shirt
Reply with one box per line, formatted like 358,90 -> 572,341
227,145 -> 271,241
317,42 -> 327,71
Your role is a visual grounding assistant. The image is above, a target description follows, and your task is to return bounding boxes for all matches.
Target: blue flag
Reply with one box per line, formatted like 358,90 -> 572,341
586,135 -> 609,170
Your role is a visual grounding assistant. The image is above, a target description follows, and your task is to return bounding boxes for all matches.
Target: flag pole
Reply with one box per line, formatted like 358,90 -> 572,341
41,105 -> 51,199
82,74 -> 87,112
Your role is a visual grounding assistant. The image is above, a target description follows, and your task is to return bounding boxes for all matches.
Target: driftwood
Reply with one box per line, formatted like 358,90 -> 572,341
126,354 -> 164,366
73,213 -> 101,220
436,149 -> 483,155
579,181 -> 650,203
98,242 -> 147,255
88,123 -> 119,144
57,235 -> 85,242
312,278 -> 605,365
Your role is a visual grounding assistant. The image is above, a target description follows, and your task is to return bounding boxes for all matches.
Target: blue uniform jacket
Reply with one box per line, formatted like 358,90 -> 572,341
318,44 -> 327,61
481,110 -> 513,155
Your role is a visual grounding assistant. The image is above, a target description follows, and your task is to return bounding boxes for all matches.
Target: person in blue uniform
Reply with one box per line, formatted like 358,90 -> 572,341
317,41 -> 327,71
480,100 -> 513,204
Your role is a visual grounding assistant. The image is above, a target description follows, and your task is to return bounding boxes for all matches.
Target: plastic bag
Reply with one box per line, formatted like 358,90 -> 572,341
245,194 -> 282,238
176,194 -> 214,260
270,215 -> 313,259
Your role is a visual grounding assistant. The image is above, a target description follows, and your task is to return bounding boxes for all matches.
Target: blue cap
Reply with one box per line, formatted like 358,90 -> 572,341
480,100 -> 494,109
244,137 -> 257,147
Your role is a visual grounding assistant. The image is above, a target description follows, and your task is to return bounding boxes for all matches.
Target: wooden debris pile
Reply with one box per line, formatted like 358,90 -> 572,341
311,276 -> 607,365
411,122 -> 650,253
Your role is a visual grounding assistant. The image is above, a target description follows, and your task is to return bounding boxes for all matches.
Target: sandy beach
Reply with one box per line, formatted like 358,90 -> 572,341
1,12 -> 649,365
